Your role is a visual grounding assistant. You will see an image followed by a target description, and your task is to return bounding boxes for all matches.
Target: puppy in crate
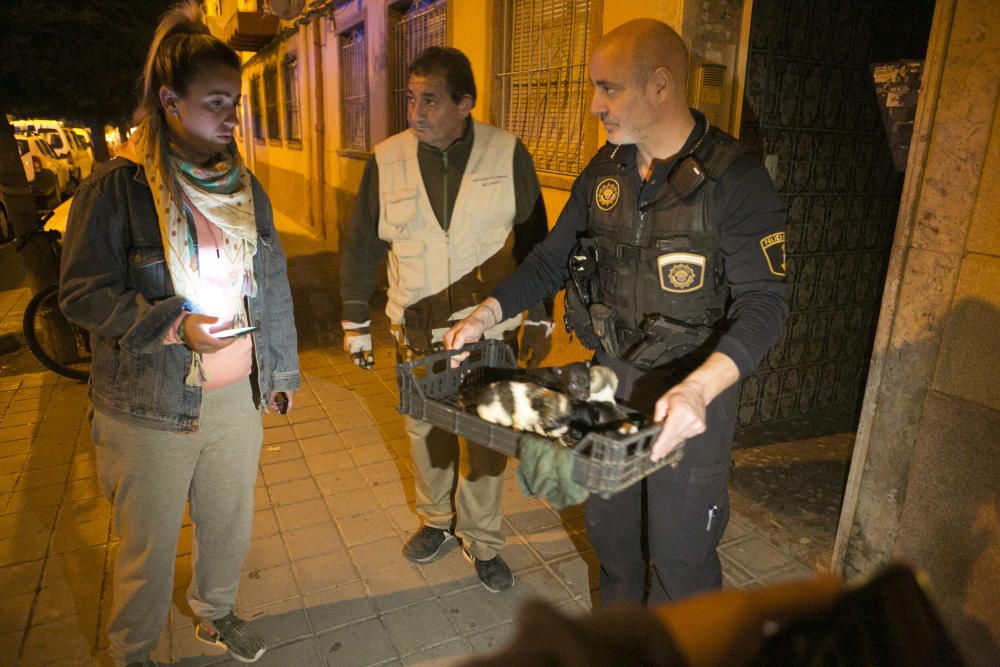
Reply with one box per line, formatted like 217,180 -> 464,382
469,362 -> 638,442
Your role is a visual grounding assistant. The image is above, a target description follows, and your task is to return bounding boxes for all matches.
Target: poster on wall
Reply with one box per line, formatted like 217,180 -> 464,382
871,60 -> 923,172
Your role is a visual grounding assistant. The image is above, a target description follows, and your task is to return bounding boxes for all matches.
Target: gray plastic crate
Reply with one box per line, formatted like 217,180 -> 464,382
396,340 -> 682,498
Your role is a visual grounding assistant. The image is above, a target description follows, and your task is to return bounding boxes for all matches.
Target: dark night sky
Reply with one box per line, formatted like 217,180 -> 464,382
0,0 -> 175,126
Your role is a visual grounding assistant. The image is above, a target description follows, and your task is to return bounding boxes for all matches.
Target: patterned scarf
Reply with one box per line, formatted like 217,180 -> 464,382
133,123 -> 258,385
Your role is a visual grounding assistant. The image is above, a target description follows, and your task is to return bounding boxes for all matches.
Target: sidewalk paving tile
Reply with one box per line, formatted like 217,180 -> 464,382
401,637 -> 469,667
244,533 -> 291,574
293,549 -> 359,594
304,581 -> 376,633
366,565 -> 435,614
240,563 -> 298,610
315,616 -> 397,666
720,534 -> 793,577
382,598 -> 457,656
284,520 -> 345,560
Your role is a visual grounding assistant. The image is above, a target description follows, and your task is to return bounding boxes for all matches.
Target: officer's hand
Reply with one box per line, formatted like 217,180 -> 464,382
342,320 -> 374,370
444,299 -> 500,367
651,380 -> 708,461
181,314 -> 237,354
519,320 -> 554,369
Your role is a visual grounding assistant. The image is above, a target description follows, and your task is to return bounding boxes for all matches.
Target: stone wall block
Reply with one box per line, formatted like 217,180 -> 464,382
842,246 -> 960,574
967,101 -> 1000,257
912,2 -> 1000,255
893,390 -> 1000,665
932,256 -> 1000,412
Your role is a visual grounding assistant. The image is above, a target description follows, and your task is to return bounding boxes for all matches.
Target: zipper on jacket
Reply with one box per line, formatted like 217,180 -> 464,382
442,149 -> 450,233
633,186 -> 649,325
442,149 -> 454,318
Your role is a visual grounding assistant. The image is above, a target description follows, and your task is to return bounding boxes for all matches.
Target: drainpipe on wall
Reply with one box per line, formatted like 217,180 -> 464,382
311,15 -> 326,240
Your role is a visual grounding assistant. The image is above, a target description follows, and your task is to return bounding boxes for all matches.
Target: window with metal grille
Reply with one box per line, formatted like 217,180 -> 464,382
340,26 -> 370,151
497,0 -> 597,175
250,75 -> 264,141
282,54 -> 301,142
263,65 -> 281,140
389,0 -> 447,135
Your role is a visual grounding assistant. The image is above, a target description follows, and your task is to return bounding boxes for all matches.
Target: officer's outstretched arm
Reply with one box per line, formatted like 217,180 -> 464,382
651,352 -> 740,461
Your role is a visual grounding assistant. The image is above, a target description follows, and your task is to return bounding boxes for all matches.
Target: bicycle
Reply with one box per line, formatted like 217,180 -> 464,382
16,211 -> 91,381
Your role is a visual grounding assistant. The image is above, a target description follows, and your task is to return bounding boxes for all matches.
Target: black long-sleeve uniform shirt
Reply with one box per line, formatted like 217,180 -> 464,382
492,115 -> 788,378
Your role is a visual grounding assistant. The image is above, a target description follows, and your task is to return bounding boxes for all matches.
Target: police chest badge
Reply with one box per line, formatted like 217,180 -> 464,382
595,178 -> 620,211
760,231 -> 786,276
658,253 -> 706,293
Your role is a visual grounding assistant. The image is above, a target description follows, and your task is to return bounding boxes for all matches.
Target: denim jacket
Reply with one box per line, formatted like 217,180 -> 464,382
59,158 -> 300,433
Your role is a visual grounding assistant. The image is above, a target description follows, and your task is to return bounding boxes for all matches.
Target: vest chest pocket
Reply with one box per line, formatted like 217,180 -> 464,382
383,187 -> 420,235
637,243 -> 725,327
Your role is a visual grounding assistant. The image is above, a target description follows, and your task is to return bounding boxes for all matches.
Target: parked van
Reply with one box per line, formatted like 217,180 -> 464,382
65,129 -> 94,179
14,136 -> 62,210
16,133 -> 71,201
69,126 -> 94,148
11,119 -> 85,182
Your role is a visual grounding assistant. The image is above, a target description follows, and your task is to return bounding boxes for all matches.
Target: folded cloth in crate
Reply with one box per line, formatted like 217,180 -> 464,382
516,435 -> 589,508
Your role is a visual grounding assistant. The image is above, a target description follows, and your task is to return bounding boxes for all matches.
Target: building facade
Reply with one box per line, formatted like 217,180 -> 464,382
203,0 -> 688,251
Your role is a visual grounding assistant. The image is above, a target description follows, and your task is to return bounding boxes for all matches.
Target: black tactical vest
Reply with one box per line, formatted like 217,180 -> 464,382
575,125 -> 752,367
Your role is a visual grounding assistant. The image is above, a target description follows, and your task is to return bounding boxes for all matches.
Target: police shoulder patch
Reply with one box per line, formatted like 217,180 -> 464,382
760,231 -> 786,277
595,178 -> 620,211
657,253 -> 706,293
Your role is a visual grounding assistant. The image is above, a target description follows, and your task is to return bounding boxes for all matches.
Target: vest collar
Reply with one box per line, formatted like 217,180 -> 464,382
416,116 -> 474,154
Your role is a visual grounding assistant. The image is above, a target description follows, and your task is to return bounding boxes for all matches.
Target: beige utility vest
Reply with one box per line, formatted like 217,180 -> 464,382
375,121 -> 522,339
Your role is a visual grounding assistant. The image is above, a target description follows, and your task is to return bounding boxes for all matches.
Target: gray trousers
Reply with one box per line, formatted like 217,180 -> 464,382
92,379 -> 263,665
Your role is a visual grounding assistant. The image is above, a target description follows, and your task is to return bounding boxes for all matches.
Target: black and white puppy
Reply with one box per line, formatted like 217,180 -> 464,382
486,362 -> 592,401
475,375 -> 633,440
588,365 -> 618,404
476,381 -> 573,437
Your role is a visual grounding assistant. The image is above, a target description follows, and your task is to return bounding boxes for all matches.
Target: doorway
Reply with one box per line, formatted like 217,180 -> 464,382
730,0 -> 936,570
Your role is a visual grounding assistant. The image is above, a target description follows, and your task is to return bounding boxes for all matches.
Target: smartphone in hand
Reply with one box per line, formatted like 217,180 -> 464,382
273,391 -> 289,415
214,325 -> 258,339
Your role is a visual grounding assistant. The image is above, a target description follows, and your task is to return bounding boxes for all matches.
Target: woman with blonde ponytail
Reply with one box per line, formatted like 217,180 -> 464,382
59,3 -> 299,664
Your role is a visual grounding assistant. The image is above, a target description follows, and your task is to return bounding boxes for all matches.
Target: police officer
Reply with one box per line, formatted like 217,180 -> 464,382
445,20 -> 787,605
340,47 -> 552,593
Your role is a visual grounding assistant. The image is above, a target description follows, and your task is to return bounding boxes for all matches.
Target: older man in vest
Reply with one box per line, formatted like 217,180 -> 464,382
339,47 -> 551,592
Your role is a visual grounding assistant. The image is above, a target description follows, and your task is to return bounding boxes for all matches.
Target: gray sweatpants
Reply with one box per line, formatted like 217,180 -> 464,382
92,379 -> 263,665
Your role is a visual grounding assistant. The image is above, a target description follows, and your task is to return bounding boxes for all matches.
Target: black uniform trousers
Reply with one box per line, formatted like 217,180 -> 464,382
586,350 -> 738,606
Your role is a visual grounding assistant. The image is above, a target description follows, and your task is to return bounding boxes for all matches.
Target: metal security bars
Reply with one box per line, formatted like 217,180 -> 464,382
263,65 -> 281,140
282,55 -> 301,142
340,26 -> 370,151
249,75 -> 263,141
389,0 -> 447,135
497,0 -> 596,174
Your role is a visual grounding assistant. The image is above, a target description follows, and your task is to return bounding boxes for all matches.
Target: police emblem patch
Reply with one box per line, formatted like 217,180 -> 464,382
657,253 -> 706,293
595,178 -> 620,211
760,231 -> 786,276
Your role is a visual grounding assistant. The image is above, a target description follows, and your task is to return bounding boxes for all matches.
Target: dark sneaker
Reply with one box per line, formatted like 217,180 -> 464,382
463,549 -> 514,593
404,525 -> 457,563
195,612 -> 267,663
